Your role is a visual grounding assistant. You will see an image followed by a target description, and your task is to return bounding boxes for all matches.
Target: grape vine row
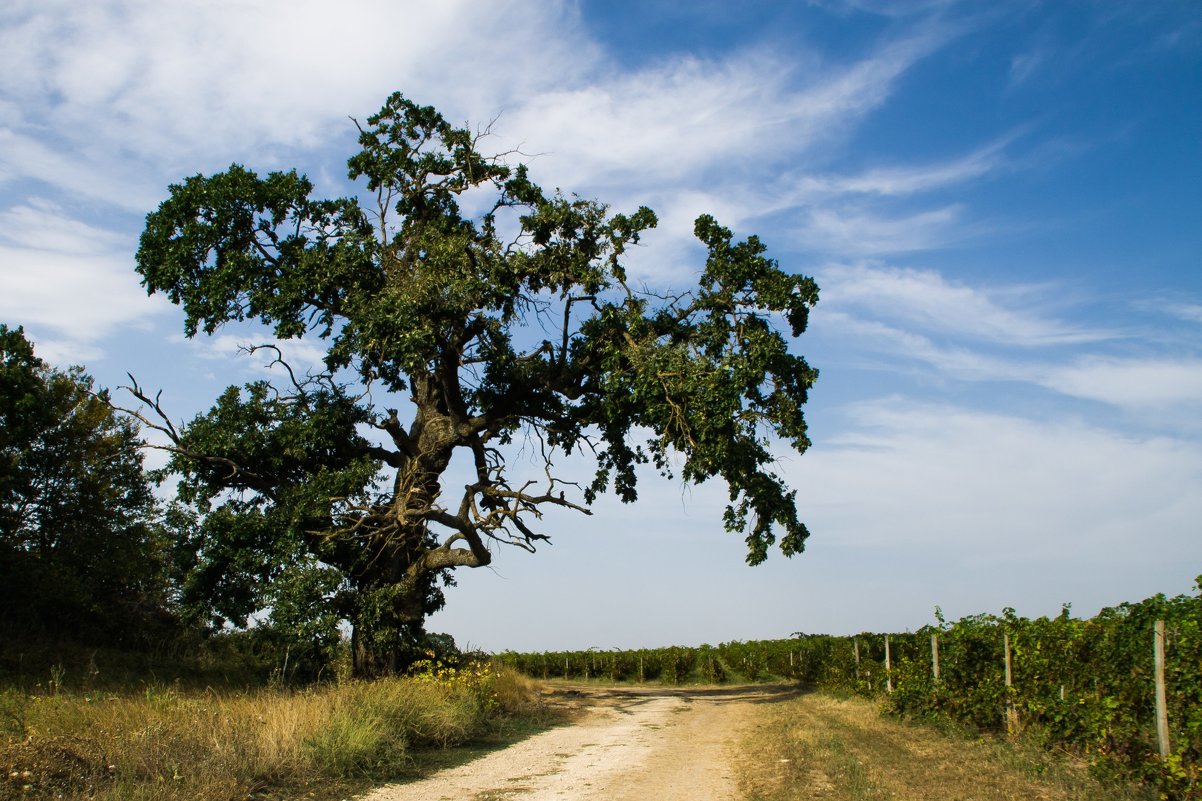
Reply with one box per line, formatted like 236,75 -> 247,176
497,580 -> 1202,798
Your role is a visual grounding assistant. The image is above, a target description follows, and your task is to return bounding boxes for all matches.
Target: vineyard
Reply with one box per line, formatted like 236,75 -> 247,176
498,581 -> 1202,799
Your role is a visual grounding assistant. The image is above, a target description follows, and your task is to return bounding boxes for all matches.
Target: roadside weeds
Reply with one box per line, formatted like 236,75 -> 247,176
0,667 -> 553,801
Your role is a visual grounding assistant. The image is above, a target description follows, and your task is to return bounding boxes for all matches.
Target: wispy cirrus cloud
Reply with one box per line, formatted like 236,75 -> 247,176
0,199 -> 125,254
797,204 -> 972,255
1163,303 -> 1202,325
816,262 -> 1109,346
738,134 -> 1025,256
792,134 -> 1018,200
812,310 -> 1017,382
820,308 -> 1202,417
1038,357 -> 1202,412
0,0 -> 596,203
502,28 -> 951,193
484,24 -> 963,283
600,132 -> 1015,283
0,0 -> 968,300
811,262 -> 1202,420
0,128 -> 161,212
804,0 -> 962,19
1008,50 -> 1047,88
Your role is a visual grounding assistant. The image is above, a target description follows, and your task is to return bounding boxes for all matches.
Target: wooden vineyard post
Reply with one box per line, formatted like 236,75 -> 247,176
1004,632 -> 1018,735
639,655 -> 645,684
1155,620 -> 1170,759
854,639 -> 861,681
885,635 -> 893,694
931,633 -> 940,685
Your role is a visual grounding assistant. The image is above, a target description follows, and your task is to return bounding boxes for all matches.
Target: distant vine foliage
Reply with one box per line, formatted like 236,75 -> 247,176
129,93 -> 819,676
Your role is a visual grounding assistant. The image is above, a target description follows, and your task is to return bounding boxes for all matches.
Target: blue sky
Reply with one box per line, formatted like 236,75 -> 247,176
1,0 -> 1199,651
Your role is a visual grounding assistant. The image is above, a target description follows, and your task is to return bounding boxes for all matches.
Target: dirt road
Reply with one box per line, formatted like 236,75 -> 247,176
360,684 -> 790,801
360,683 -> 1150,801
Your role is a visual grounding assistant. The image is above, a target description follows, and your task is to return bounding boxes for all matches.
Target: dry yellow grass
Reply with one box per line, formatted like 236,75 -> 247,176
737,691 -> 1157,801
0,665 -> 546,801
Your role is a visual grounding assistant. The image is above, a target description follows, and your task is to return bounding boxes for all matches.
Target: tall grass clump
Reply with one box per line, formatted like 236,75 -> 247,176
0,661 -> 545,801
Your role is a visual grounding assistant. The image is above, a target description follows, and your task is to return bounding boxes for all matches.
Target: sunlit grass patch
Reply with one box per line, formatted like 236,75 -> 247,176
737,691 -> 1157,801
0,663 -> 547,801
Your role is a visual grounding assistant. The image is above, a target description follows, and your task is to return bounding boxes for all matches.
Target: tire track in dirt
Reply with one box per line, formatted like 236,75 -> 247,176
359,684 -> 798,801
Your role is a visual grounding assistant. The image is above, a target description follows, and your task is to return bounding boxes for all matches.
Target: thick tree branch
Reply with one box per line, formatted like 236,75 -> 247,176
372,408 -> 415,456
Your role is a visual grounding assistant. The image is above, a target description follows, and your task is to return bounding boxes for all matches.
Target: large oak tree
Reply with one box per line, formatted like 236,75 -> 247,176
130,93 -> 819,675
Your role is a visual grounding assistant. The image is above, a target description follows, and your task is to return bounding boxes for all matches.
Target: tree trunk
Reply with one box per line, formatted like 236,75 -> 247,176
346,524 -> 446,678
346,386 -> 485,677
349,581 -> 429,677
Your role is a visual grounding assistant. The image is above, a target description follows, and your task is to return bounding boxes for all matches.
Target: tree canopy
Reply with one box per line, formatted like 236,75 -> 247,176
129,92 -> 819,675
0,324 -> 171,645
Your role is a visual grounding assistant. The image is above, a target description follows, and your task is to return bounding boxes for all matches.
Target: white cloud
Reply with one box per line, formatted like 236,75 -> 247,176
1008,50 -> 1046,88
797,135 -> 1016,199
502,31 -> 944,193
0,199 -> 124,254
0,1 -> 968,302
812,309 -> 1020,382
0,245 -> 162,357
505,58 -> 782,189
1038,357 -> 1202,411
174,332 -> 329,377
1164,303 -> 1202,325
0,0 -> 596,198
0,129 -> 158,211
810,266 -> 1202,416
792,400 -> 1202,564
0,201 -> 168,359
798,203 -> 970,254
817,262 -> 1107,346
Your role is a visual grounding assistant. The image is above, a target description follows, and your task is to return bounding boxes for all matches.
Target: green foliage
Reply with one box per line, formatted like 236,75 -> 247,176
878,592 -> 1202,799
131,91 -> 819,675
249,558 -> 347,682
0,325 -> 173,646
